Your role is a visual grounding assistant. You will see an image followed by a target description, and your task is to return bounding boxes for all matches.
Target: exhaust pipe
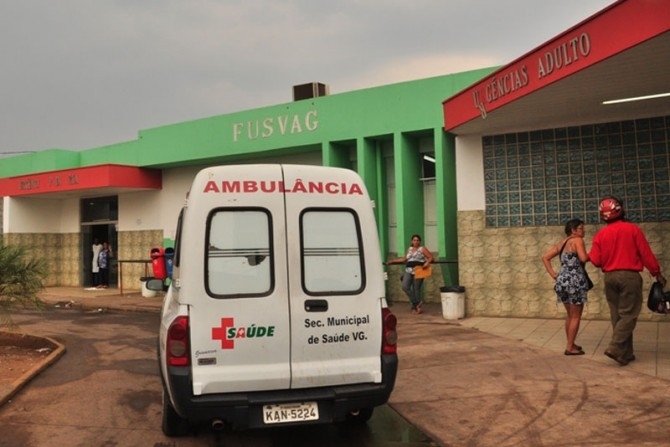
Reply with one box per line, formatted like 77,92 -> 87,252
211,419 -> 225,431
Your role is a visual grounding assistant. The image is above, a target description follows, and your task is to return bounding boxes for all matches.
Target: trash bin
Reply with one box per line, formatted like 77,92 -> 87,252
440,285 -> 465,320
164,247 -> 174,279
150,247 -> 167,280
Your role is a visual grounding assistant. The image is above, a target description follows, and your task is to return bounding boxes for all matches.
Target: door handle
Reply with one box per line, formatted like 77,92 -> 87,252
304,299 -> 328,312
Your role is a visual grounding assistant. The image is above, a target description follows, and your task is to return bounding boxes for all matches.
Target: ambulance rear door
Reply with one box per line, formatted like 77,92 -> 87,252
282,164 -> 385,389
186,164 -> 291,395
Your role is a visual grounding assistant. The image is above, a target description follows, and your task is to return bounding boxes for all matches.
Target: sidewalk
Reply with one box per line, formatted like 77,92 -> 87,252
33,288 -> 670,445
460,314 -> 670,381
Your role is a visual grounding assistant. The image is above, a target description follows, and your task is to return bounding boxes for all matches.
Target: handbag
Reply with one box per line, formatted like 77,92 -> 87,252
583,266 -> 594,290
414,264 -> 432,279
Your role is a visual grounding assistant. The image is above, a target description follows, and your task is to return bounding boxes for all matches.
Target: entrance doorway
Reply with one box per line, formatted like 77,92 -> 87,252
81,196 -> 118,288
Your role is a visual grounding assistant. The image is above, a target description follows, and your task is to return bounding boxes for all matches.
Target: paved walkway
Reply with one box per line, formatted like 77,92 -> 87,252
460,315 -> 670,381
20,287 -> 670,445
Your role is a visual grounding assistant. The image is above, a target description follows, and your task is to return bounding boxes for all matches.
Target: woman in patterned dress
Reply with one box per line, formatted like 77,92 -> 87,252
542,219 -> 590,355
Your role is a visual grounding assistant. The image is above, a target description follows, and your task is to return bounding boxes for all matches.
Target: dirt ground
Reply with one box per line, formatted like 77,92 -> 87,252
0,332 -> 54,389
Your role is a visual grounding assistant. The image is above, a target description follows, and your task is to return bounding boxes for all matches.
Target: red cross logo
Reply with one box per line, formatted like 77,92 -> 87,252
212,317 -> 235,349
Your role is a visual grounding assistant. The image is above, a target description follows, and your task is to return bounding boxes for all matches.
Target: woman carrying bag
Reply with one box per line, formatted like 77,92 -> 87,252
387,234 -> 433,315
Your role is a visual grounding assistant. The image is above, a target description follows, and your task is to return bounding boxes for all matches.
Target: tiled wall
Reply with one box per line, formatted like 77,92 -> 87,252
484,116 -> 670,227
6,230 -> 164,290
476,115 -> 670,321
117,230 -> 164,291
6,233 -> 81,287
459,210 -> 670,322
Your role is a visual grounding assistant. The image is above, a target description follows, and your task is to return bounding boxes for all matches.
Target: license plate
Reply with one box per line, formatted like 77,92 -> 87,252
262,402 -> 319,424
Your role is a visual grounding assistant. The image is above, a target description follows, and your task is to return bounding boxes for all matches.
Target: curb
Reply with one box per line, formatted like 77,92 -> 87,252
0,332 -> 66,407
2,290 -> 160,408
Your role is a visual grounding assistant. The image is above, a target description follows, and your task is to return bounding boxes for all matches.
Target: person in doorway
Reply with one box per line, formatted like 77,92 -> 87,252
91,238 -> 103,287
97,242 -> 113,289
387,234 -> 433,314
589,196 -> 666,366
542,218 -> 590,356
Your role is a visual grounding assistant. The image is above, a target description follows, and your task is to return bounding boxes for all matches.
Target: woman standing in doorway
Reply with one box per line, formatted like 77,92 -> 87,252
542,219 -> 590,355
97,242 -> 113,289
387,234 -> 433,314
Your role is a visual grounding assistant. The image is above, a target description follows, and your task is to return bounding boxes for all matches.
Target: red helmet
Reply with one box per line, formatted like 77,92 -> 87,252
599,196 -> 624,222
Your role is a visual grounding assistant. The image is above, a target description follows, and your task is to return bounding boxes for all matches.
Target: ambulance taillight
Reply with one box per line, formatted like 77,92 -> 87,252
382,308 -> 397,355
167,316 -> 190,367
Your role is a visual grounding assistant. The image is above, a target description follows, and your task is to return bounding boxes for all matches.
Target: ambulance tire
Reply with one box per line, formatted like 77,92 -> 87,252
162,387 -> 191,437
347,407 -> 374,424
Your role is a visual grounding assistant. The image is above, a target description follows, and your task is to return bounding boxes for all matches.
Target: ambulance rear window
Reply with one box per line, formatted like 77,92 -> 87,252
301,208 -> 364,295
205,208 -> 273,298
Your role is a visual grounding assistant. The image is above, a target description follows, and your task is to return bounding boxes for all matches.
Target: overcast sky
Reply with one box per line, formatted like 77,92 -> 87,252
0,0 -> 615,156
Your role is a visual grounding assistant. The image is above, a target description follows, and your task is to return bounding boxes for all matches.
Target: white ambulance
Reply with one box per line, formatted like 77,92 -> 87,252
153,164 -> 398,436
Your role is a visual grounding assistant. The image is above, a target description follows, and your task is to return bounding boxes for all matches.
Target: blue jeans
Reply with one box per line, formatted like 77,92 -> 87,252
401,271 -> 424,309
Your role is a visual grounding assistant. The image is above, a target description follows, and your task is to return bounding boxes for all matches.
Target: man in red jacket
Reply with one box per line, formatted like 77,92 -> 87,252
589,196 -> 666,366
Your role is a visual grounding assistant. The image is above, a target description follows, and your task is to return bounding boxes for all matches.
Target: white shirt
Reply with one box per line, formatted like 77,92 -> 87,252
92,243 -> 103,272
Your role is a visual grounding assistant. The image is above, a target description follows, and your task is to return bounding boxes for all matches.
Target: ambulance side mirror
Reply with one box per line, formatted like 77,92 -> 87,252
145,278 -> 166,291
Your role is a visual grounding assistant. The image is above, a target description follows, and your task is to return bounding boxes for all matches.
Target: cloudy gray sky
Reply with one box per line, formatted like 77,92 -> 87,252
0,0 -> 614,155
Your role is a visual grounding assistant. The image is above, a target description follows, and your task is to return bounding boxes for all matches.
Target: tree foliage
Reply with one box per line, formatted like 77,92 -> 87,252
0,240 -> 48,324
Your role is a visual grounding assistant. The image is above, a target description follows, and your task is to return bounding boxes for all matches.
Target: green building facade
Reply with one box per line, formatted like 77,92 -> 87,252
0,68 -> 495,304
